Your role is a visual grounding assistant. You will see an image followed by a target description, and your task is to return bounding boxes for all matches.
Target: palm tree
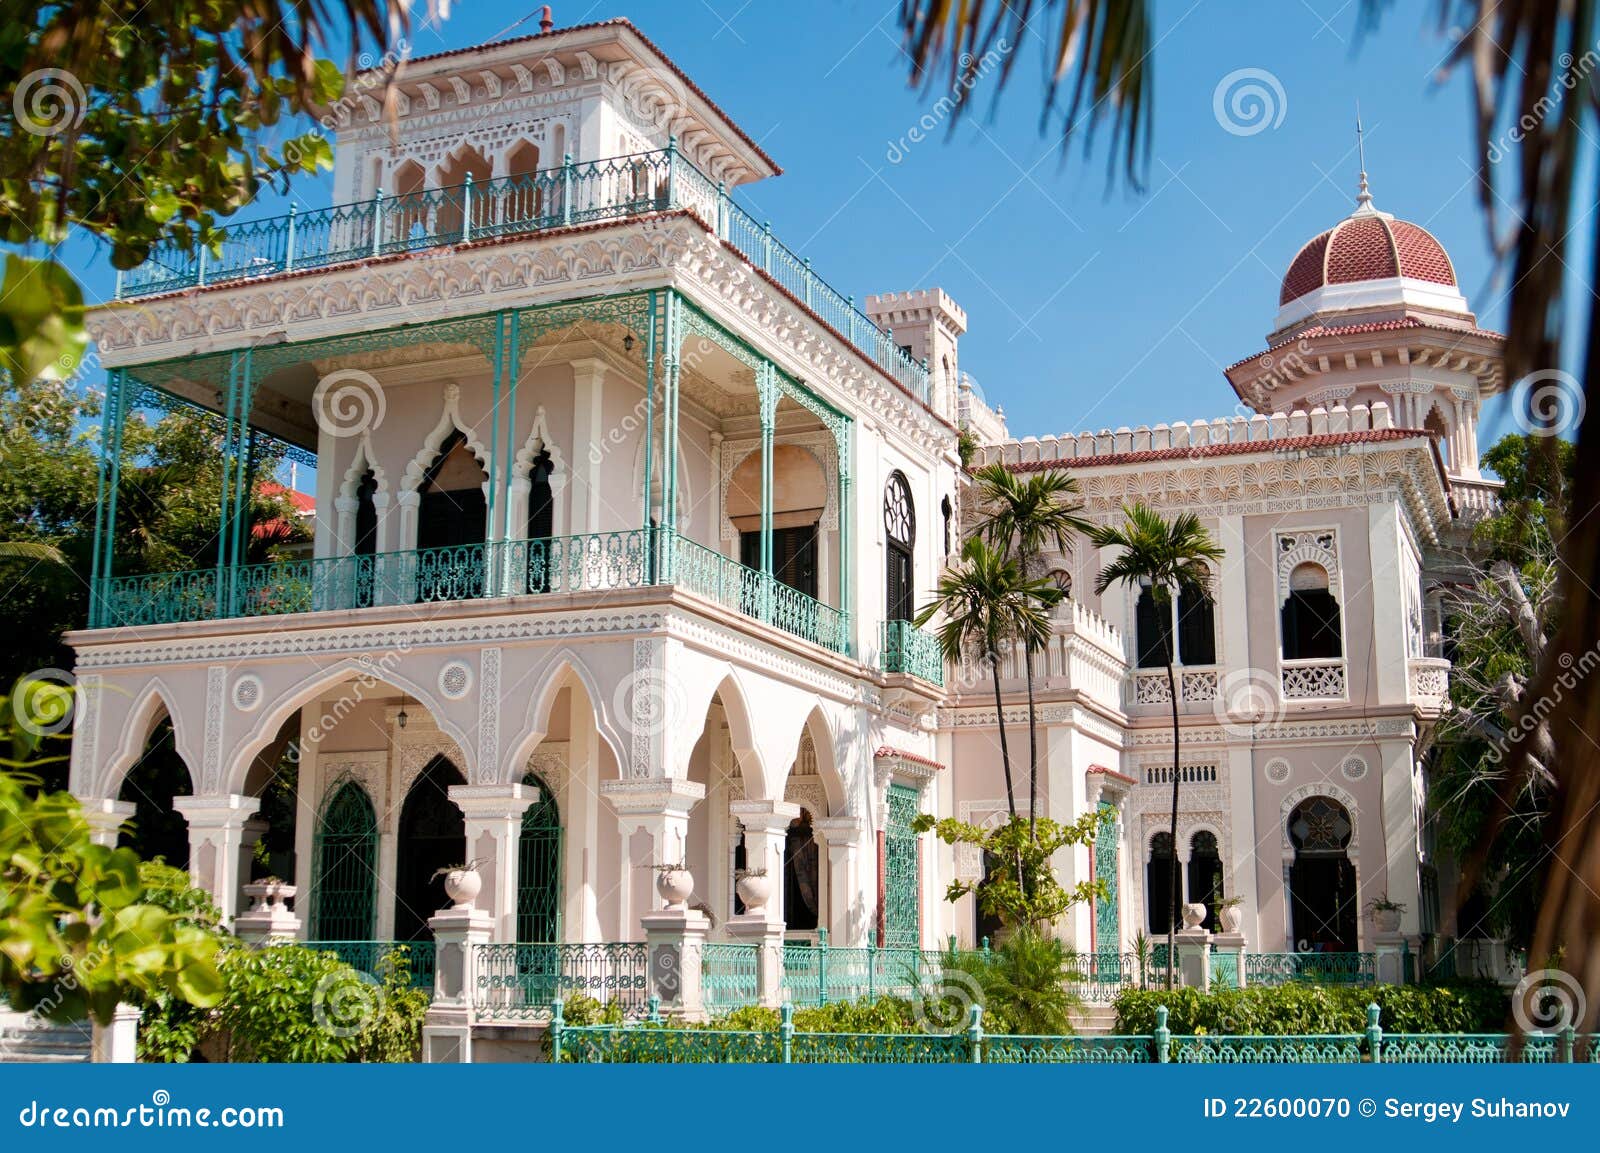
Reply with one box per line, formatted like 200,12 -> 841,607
896,0 -> 1600,1031
972,463 -> 1091,839
1090,503 -> 1222,988
0,541 -> 65,566
915,537 -> 1061,829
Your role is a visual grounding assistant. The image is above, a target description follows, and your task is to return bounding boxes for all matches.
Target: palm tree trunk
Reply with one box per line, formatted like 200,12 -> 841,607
990,651 -> 1017,820
1165,656 -> 1181,991
1024,642 -> 1040,842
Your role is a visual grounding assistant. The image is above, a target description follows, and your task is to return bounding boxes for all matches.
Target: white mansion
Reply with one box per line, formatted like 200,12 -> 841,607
66,17 -> 1501,1034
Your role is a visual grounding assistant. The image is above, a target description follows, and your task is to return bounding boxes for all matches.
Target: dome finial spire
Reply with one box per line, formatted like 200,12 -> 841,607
1354,103 -> 1375,213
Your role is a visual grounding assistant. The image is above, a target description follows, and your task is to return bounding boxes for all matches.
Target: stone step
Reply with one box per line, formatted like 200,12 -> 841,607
0,1013 -> 94,1063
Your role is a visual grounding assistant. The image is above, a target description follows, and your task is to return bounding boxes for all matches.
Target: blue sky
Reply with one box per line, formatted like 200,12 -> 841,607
69,1 -> 1573,447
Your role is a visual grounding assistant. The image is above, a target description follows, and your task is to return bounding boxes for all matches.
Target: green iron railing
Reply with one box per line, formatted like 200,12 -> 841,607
671,534 -> 850,654
472,942 -> 651,1021
1063,951 -> 1145,1003
701,943 -> 761,1011
114,147 -> 929,401
96,529 -> 851,655
779,932 -> 980,1006
878,619 -> 944,686
549,1001 -> 1600,1065
1244,951 -> 1376,986
303,940 -> 435,990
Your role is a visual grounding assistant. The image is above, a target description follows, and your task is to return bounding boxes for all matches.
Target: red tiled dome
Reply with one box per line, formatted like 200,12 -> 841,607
1279,213 -> 1456,306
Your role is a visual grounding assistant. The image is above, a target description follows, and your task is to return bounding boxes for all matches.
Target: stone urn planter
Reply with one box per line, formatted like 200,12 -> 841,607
1181,902 -> 1208,931
655,865 -> 695,910
1371,906 -> 1402,933
443,866 -> 482,909
735,872 -> 771,913
1216,903 -> 1242,934
242,879 -> 295,914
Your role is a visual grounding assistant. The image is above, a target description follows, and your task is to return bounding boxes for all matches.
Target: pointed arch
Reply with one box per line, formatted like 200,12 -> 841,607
98,678 -> 197,799
509,404 -> 569,540
223,659 -> 467,795
782,704 -> 845,817
500,648 -> 627,784
398,383 -> 492,498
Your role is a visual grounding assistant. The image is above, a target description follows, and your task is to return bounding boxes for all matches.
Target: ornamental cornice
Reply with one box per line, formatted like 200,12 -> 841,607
657,609 -> 865,705
71,608 -> 668,669
937,703 -> 1125,747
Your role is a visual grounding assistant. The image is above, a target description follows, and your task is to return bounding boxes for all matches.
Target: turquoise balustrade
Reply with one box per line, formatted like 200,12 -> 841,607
303,940 -> 435,990
548,997 -> 1600,1065
701,943 -> 761,1011
115,147 -> 928,401
473,942 -> 651,1020
779,936 -> 979,1006
97,529 -> 851,656
1244,951 -> 1376,986
879,619 -> 945,686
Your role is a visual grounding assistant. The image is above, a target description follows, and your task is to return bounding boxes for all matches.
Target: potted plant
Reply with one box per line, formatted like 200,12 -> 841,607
652,861 -> 695,909
1214,895 -> 1244,934
1365,894 -> 1406,933
433,861 -> 483,909
734,867 -> 771,913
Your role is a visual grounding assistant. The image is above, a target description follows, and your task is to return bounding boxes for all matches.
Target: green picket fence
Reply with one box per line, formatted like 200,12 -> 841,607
549,1002 -> 1600,1065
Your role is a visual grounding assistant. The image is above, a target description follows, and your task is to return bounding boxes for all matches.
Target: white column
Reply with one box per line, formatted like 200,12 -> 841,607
600,778 -> 707,937
1376,737 -> 1424,940
1368,502 -> 1408,701
172,794 -> 261,925
79,798 -> 136,848
449,783 -> 538,942
814,815 -> 867,946
569,358 -> 607,535
566,702 -> 602,942
728,799 -> 799,926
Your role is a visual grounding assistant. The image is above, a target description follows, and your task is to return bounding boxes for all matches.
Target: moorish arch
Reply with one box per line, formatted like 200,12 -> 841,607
221,659 -> 470,796
397,383 -> 493,549
90,677 -> 199,800
498,648 -> 631,786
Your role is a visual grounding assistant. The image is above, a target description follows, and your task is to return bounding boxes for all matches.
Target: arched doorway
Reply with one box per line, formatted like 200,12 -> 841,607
525,447 -> 555,593
1187,830 -> 1223,931
416,430 -> 488,600
310,781 -> 379,940
517,771 -> 562,942
117,717 -> 193,868
352,466 -> 378,606
1287,796 -> 1357,951
1145,831 -> 1174,934
393,756 -> 466,942
782,808 -> 819,932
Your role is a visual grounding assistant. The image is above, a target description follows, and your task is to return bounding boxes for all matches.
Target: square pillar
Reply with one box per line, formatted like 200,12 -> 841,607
1373,930 -> 1409,984
813,815 -> 867,946
600,777 -> 706,936
91,1004 -> 140,1064
640,904 -> 712,1021
421,903 -> 495,1063
236,881 -> 302,946
1175,909 -> 1213,991
79,798 -> 136,848
172,794 -> 261,925
729,799 -> 800,921
448,783 -> 538,942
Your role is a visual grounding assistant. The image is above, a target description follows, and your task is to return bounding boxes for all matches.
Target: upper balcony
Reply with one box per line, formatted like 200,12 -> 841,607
111,147 -> 930,404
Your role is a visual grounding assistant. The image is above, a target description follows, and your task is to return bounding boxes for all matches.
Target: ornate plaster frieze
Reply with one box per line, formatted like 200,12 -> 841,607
71,607 -> 669,669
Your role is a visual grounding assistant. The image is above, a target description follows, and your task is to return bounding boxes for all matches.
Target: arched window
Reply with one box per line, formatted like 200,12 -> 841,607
517,771 -> 561,943
884,472 -> 916,622
310,781 -> 378,941
1287,796 -> 1357,951
1177,583 -> 1217,665
416,431 -> 489,600
1146,831 -> 1175,934
783,808 -> 820,932
1048,569 -> 1075,617
1186,830 -> 1223,931
523,448 -> 556,593
1282,562 -> 1343,660
394,756 -> 466,942
1134,586 -> 1170,668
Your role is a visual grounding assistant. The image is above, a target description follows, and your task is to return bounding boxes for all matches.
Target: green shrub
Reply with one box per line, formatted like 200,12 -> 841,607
1112,982 -> 1511,1036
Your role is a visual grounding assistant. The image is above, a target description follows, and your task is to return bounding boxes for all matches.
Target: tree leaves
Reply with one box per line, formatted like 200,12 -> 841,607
0,256 -> 86,383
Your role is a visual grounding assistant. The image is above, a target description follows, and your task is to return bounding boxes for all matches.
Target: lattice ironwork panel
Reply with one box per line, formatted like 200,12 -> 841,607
1094,801 -> 1120,952
310,782 -> 379,941
517,772 -> 562,944
883,784 -> 920,949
